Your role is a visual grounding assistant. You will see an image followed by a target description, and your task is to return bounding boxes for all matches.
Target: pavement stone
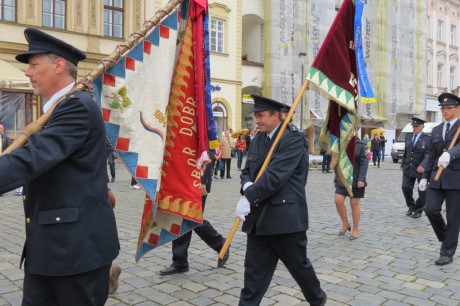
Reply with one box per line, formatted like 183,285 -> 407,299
1,157 -> 460,305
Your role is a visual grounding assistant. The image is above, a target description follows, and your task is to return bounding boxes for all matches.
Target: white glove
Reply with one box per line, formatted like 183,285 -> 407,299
243,182 -> 253,191
235,197 -> 251,221
438,152 -> 451,168
418,178 -> 428,192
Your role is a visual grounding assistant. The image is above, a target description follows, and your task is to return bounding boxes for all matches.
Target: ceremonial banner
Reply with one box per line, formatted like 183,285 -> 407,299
93,0 -> 215,261
306,0 -> 360,196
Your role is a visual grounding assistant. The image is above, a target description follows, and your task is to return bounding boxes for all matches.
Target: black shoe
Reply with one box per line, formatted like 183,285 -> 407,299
411,212 -> 422,218
406,209 -> 413,217
159,264 -> 189,275
220,176 -> 224,179
217,248 -> 230,268
319,293 -> 327,306
111,177 -> 115,183
226,176 -> 232,179
435,255 -> 453,266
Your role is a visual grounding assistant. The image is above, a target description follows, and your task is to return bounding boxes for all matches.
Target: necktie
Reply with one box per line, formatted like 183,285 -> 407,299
412,134 -> 416,144
265,134 -> 270,147
445,122 -> 451,140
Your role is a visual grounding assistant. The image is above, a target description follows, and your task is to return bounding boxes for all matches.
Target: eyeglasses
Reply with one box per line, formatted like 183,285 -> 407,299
440,106 -> 458,110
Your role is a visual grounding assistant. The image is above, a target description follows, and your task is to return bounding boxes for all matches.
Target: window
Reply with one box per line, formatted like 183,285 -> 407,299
260,23 -> 264,62
451,25 -> 456,46
437,20 -> 444,42
0,0 -> 16,22
104,0 -> 124,38
437,63 -> 444,87
450,66 -> 456,90
427,60 -> 432,85
43,0 -> 66,29
426,111 -> 437,123
427,16 -> 431,39
211,18 -> 225,53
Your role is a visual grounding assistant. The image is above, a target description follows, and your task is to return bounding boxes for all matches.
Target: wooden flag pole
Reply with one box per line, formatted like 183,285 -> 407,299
218,79 -> 310,259
1,0 -> 184,156
434,125 -> 460,181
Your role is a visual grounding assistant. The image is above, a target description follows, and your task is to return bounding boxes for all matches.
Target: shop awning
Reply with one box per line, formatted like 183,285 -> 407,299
0,60 -> 31,91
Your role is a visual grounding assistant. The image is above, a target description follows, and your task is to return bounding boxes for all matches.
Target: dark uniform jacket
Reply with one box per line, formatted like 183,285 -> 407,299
401,132 -> 431,179
423,121 -> 460,190
240,123 -> 309,235
0,91 -> 119,276
336,140 -> 368,188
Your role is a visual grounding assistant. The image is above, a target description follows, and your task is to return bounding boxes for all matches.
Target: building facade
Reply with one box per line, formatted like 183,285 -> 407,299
426,0 -> 460,123
0,0 -> 242,139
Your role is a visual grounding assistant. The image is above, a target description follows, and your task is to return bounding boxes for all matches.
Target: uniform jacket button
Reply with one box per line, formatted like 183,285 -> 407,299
26,218 -> 30,224
56,217 -> 61,222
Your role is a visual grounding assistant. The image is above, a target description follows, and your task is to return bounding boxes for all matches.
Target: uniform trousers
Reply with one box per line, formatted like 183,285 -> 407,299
22,264 -> 111,306
424,188 -> 460,257
239,231 -> 326,306
402,175 -> 426,214
172,195 -> 224,268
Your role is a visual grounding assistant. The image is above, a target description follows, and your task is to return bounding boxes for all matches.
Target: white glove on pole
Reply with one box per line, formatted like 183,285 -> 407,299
235,197 -> 251,221
418,178 -> 428,191
438,152 -> 451,168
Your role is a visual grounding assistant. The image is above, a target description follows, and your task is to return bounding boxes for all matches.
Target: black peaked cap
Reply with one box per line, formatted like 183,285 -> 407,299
16,28 -> 86,66
250,95 -> 287,113
438,92 -> 460,106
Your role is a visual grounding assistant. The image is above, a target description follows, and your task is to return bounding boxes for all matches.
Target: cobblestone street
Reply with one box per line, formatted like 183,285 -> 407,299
1,156 -> 459,305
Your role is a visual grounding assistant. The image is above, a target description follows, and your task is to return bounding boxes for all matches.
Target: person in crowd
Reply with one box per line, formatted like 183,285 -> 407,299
245,130 -> 252,154
130,176 -> 141,189
379,133 -> 387,162
370,133 -> 382,167
0,123 -> 8,197
362,134 -> 369,146
107,140 -> 116,183
320,148 -> 331,173
160,149 -> 229,275
420,92 -> 460,266
219,128 -> 234,179
0,28 -> 119,305
235,134 -> 247,171
213,145 -> 222,179
400,117 -> 431,219
235,94 -> 326,306
0,123 -> 8,154
333,135 -> 368,240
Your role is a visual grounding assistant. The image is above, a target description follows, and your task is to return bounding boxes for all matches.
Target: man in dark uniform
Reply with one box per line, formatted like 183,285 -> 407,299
160,148 -> 229,275
400,117 -> 432,218
0,28 -> 119,304
234,95 -> 326,306
420,92 -> 460,266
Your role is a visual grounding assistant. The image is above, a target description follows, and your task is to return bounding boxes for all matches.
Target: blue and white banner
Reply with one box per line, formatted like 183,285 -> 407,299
354,0 -> 376,104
